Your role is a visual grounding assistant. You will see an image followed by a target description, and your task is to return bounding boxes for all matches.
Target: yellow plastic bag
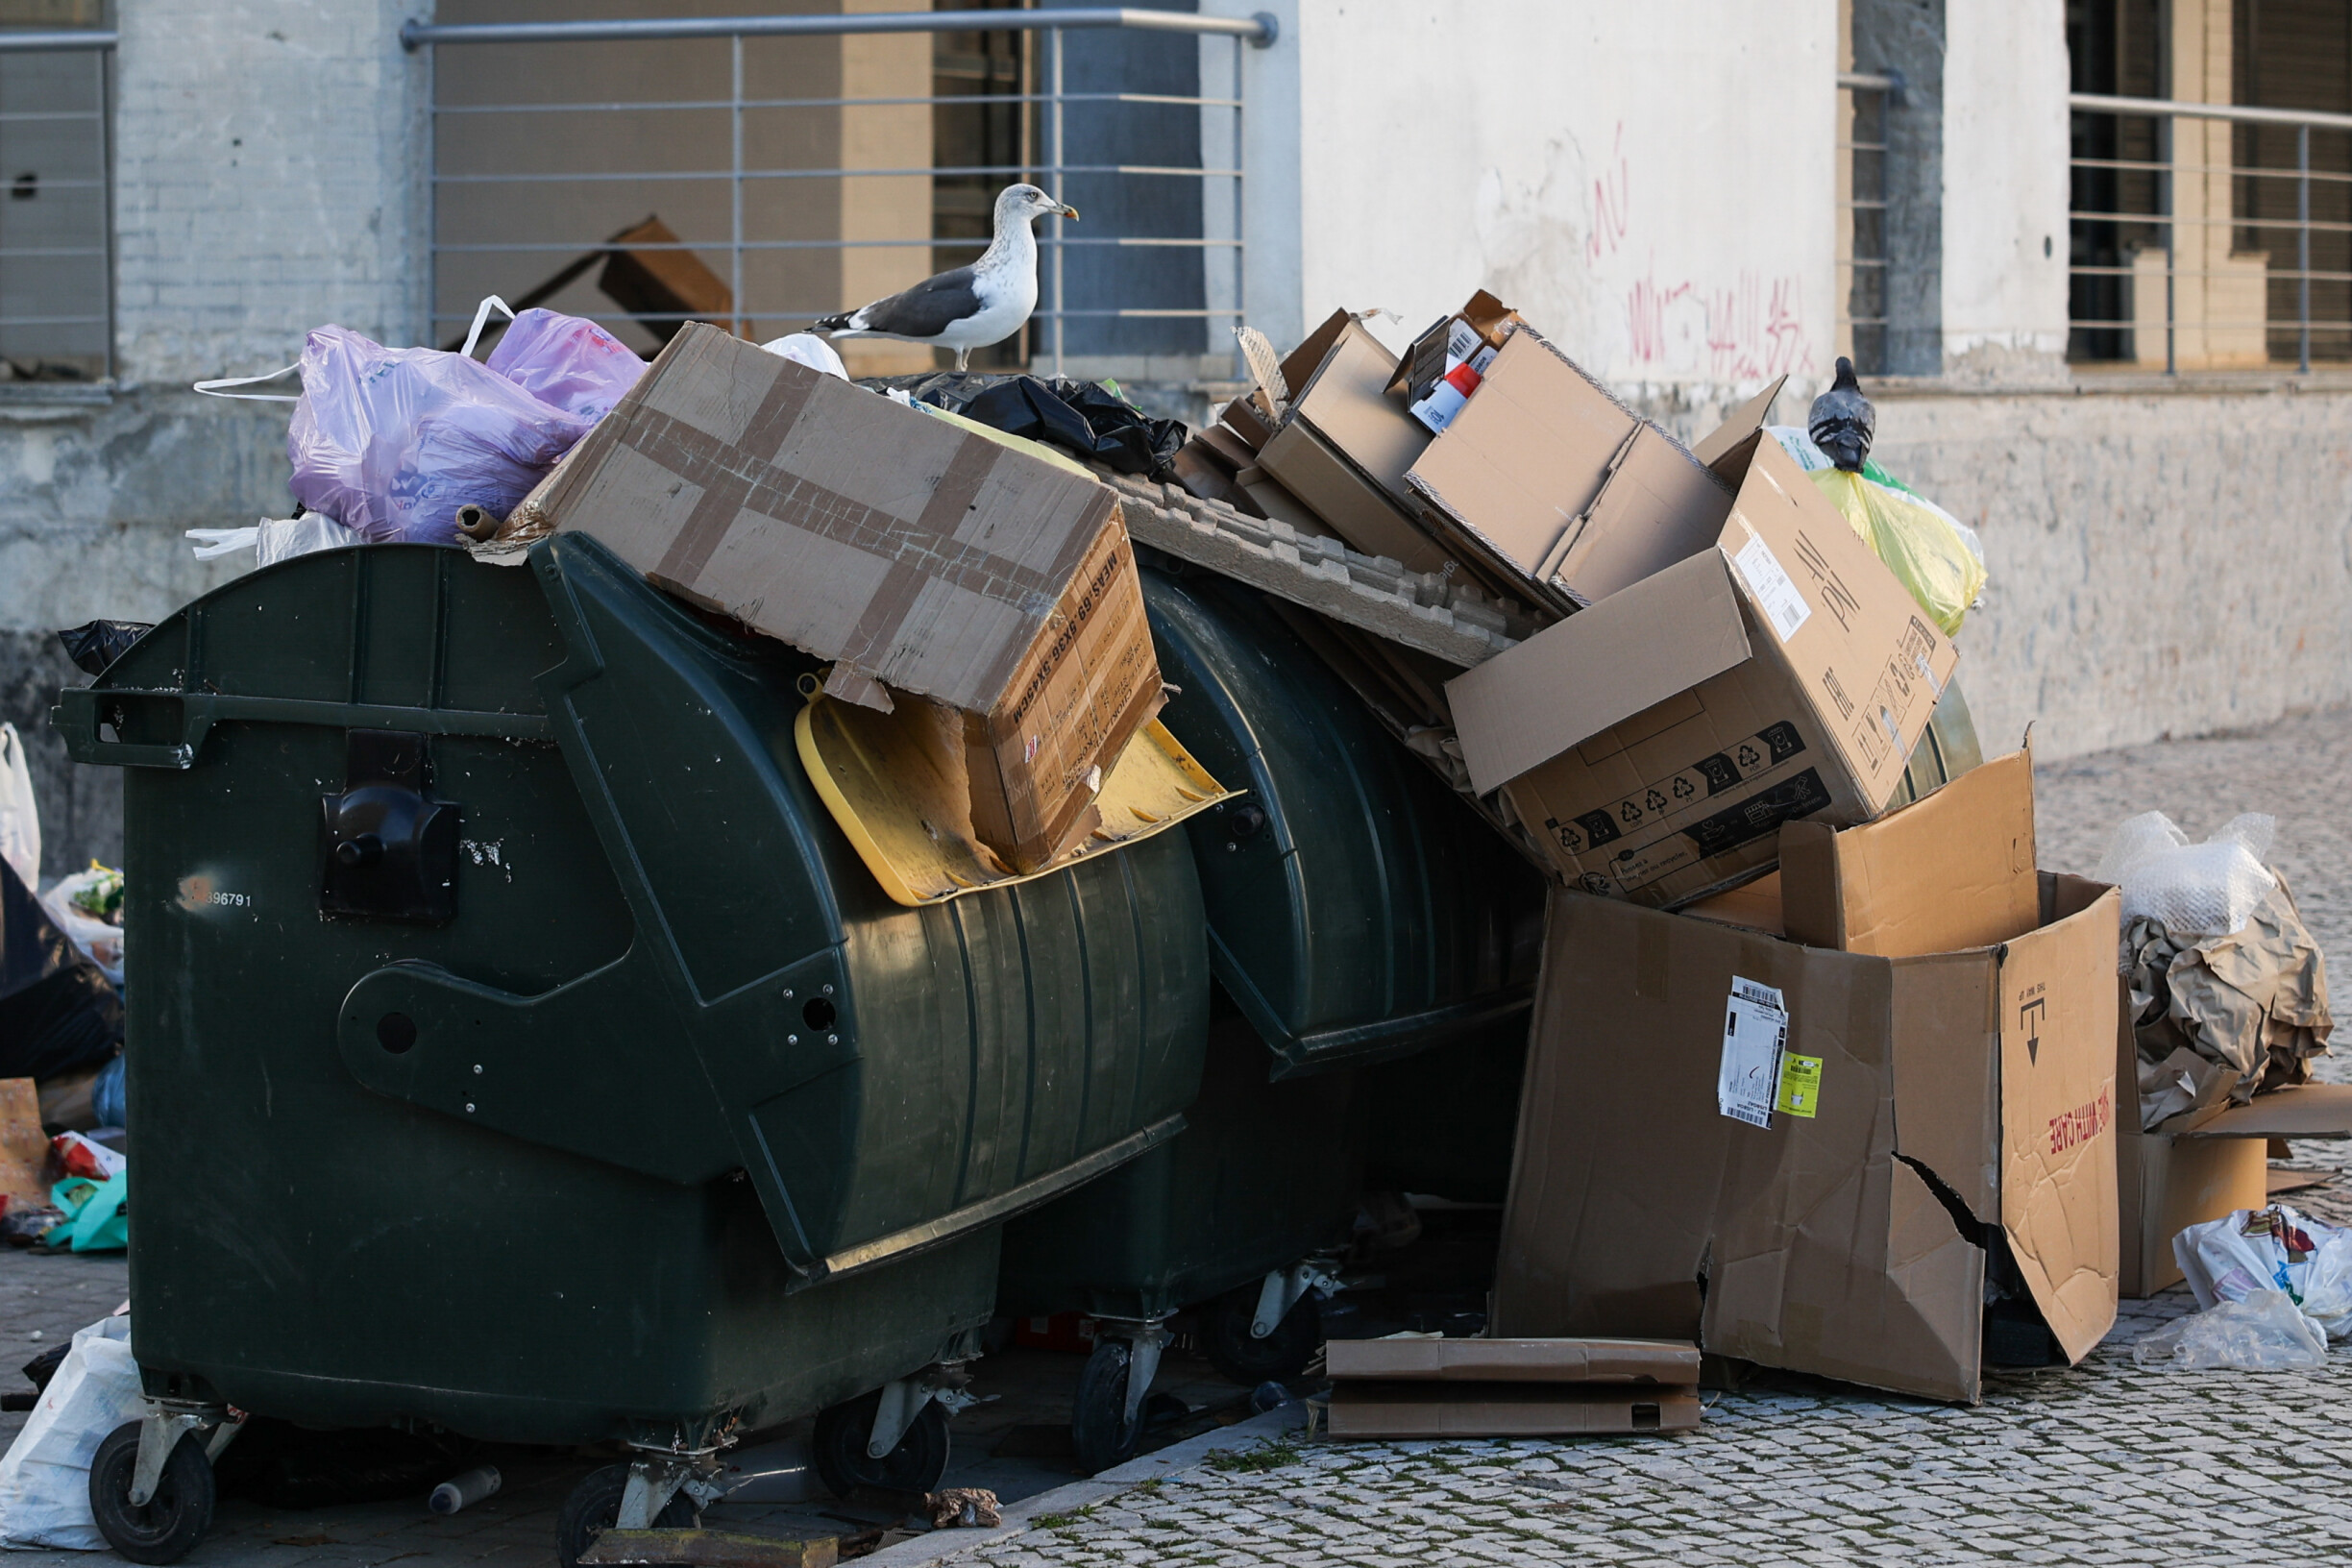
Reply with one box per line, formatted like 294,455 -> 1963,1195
1808,468 -> 1986,637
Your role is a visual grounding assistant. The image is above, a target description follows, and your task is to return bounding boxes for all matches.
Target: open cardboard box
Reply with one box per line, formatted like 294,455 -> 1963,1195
2117,1024 -> 2352,1297
1252,310 -> 1459,576
1445,435 -> 1957,910
514,323 -> 1163,872
1493,750 -> 2119,1404
1403,320 -> 1782,614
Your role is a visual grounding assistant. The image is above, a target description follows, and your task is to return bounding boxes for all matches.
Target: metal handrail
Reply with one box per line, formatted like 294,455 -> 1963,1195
404,11 -> 1276,48
2070,91 -> 2352,374
417,12 -> 1262,377
0,29 -> 115,52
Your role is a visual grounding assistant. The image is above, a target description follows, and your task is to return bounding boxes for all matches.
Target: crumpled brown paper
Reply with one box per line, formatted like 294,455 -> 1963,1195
2130,872 -> 2333,1129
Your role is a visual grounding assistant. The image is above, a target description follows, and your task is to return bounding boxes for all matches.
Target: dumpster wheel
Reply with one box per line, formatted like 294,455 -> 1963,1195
1069,1337 -> 1146,1476
87,1421 -> 217,1566
1202,1286 -> 1320,1385
812,1391 -> 951,1498
556,1463 -> 698,1568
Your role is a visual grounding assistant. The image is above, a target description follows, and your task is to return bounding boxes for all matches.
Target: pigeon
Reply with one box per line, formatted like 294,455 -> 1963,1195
811,184 -> 1078,371
1806,355 -> 1876,472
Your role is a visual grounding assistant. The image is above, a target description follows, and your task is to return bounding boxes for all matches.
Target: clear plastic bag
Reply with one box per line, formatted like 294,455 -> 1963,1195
2099,811 -> 2278,939
39,863 -> 124,986
2131,1288 -> 2329,1370
2173,1203 -> 2352,1338
758,332 -> 849,380
187,513 -> 358,567
485,306 -> 647,423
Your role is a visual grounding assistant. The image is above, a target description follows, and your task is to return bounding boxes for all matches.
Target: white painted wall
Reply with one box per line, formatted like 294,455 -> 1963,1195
1940,0 -> 2070,371
1239,1 -> 1838,405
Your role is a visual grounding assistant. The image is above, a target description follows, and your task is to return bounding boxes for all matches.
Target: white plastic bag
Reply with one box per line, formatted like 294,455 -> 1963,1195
0,1315 -> 139,1549
39,865 -> 124,986
187,514 -> 359,567
2173,1203 -> 2352,1337
2130,1287 -> 2330,1371
2099,811 -> 2279,939
758,333 -> 849,380
0,722 -> 38,891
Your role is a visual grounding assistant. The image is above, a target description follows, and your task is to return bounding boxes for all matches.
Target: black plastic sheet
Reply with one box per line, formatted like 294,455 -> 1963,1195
57,620 -> 152,677
863,374 -> 1187,479
0,856 -> 122,1082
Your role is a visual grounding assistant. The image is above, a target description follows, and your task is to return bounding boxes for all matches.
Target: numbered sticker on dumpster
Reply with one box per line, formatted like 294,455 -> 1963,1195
1718,975 -> 1789,1129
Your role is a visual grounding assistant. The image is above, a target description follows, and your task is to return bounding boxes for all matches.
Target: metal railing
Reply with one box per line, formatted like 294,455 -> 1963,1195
407,9 -> 1276,377
2070,92 -> 2352,374
0,27 -> 115,382
1835,69 -> 1899,373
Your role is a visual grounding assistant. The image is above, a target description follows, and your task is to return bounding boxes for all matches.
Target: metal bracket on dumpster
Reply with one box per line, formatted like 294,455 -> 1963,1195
1252,1259 -> 1343,1339
126,1407 -> 207,1507
1096,1321 -> 1170,1424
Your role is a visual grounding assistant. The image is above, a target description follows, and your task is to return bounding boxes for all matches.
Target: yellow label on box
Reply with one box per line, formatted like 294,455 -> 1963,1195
1776,1054 -> 1824,1118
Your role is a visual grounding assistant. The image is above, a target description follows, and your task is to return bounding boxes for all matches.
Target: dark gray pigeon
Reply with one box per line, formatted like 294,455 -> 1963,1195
812,184 -> 1077,371
1806,355 -> 1875,472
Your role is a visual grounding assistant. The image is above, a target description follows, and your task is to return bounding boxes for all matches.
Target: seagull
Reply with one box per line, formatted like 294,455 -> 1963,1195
1806,355 -> 1876,471
811,184 -> 1078,371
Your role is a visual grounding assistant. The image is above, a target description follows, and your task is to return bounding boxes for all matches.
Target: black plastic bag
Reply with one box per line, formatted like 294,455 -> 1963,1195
0,855 -> 123,1082
57,620 -> 152,677
863,374 -> 1187,479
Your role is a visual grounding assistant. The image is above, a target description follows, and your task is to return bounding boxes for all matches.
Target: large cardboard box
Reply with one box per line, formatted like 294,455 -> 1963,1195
1494,756 -> 2119,1402
525,322 -> 1163,871
1404,331 -> 1770,613
1445,437 -> 1958,909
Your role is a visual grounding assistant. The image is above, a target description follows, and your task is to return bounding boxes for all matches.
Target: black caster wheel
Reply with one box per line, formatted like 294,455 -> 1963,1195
1069,1337 -> 1145,1476
554,1462 -> 698,1568
812,1391 -> 951,1498
1202,1286 -> 1320,1385
87,1421 -> 216,1566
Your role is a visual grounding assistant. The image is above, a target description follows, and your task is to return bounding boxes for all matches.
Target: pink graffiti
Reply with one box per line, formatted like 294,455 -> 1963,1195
1627,265 -> 1816,382
1586,123 -> 1630,264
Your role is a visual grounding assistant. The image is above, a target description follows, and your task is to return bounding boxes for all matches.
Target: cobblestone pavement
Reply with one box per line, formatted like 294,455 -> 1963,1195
11,711 -> 2352,1568
949,709 -> 2352,1568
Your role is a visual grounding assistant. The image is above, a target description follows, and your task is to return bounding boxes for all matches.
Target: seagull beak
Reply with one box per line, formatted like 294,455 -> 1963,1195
1055,202 -> 1080,222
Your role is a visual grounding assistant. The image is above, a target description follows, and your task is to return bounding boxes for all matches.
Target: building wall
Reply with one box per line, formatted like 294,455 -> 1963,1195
0,0 -> 429,877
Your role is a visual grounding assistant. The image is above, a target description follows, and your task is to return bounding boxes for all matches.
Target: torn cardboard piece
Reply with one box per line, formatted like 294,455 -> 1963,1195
1446,436 -> 1959,910
1495,865 -> 2119,1404
508,322 -> 1164,873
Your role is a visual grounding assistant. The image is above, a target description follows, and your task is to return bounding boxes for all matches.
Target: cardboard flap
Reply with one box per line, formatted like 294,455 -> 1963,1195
1288,323 -> 1427,502
1325,1336 -> 1700,1384
1779,748 -> 2041,956
2174,1083 -> 2352,1139
1446,550 -> 1752,796
1693,377 -> 1788,469
1545,424 -> 1741,607
1997,885 -> 2121,1364
1277,308 -> 1357,401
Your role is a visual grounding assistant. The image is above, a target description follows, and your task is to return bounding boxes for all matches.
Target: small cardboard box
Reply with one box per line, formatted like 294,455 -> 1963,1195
1252,312 -> 1457,576
1389,289 -> 1524,433
1493,756 -> 2119,1403
2118,1021 -> 2352,1297
1404,331 -> 1772,613
1326,1381 -> 1703,1438
1445,437 -> 1958,910
527,322 -> 1163,871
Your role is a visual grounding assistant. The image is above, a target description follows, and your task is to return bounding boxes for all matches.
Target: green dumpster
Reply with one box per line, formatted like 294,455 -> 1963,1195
994,565 -> 1545,1472
57,536 -> 1210,1563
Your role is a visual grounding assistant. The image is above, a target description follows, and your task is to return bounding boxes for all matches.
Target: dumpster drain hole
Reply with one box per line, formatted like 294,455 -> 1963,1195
802,996 -> 836,1031
378,1012 -> 418,1054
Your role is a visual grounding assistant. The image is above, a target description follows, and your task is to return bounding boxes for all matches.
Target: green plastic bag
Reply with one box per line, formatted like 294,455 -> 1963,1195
48,1171 -> 128,1252
1807,468 -> 1987,637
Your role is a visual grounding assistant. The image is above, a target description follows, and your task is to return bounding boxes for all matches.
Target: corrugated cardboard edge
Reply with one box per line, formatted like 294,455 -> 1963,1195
1324,1335 -> 1702,1384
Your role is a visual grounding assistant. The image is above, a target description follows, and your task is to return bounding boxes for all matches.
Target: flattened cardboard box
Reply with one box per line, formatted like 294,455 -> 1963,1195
1446,437 -> 1958,910
1326,1335 -> 1700,1384
1494,869 -> 2120,1404
527,322 -> 1162,870
1326,1382 -> 1702,1439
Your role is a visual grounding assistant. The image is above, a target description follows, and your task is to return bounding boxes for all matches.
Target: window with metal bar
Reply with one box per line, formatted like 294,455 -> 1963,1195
0,5 -> 110,383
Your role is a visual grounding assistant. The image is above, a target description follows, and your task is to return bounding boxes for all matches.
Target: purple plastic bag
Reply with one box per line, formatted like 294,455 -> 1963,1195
485,308 -> 647,424
286,327 -> 596,546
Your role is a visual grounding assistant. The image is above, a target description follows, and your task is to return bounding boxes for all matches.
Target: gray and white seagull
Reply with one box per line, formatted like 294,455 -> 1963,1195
811,183 -> 1078,371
